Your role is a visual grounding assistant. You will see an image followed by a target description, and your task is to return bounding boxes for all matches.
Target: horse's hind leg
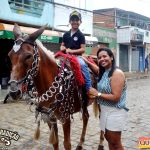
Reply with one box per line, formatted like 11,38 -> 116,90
76,108 -> 89,150
62,119 -> 71,150
47,122 -> 59,150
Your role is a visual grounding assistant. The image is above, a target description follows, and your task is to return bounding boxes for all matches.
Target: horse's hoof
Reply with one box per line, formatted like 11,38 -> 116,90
98,145 -> 104,150
3,101 -> 7,104
76,145 -> 83,150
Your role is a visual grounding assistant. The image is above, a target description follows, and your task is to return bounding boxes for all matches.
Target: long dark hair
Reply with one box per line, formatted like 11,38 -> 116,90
97,47 -> 116,81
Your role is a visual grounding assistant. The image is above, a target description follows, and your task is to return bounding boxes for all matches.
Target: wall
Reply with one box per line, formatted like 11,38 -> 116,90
93,26 -> 117,49
53,3 -> 93,35
0,0 -> 54,27
93,9 -> 115,29
0,0 -> 93,35
117,26 -> 150,44
117,27 -> 131,43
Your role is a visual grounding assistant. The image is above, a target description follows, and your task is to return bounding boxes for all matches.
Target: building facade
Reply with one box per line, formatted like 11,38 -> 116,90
92,25 -> 117,57
93,8 -> 150,72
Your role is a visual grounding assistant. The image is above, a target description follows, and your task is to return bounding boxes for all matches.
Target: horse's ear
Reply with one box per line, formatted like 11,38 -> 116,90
13,23 -> 22,40
27,25 -> 47,43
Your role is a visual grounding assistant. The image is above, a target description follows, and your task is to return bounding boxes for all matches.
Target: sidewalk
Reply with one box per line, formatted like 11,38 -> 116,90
124,71 -> 150,81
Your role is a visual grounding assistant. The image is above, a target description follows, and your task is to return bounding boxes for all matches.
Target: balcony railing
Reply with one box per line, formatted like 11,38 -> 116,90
130,30 -> 144,42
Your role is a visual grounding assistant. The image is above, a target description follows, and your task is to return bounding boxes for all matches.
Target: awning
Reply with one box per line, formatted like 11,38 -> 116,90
0,23 -> 62,43
85,36 -> 98,45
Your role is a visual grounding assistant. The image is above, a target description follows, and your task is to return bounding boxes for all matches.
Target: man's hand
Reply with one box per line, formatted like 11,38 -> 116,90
66,48 -> 72,53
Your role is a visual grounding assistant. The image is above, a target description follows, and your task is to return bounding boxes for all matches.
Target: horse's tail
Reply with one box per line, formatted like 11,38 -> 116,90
49,124 -> 58,144
34,120 -> 40,140
93,100 -> 100,118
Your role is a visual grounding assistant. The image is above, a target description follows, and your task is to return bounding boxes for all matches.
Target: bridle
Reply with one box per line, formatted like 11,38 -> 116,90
9,38 -> 39,94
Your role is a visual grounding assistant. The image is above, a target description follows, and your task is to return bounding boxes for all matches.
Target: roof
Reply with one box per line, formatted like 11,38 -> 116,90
93,8 -> 150,20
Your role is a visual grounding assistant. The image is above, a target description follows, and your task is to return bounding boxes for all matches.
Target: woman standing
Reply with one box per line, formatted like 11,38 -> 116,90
84,48 -> 128,150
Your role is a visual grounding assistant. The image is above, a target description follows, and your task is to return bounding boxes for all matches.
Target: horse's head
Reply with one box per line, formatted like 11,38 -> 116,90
8,24 -> 46,100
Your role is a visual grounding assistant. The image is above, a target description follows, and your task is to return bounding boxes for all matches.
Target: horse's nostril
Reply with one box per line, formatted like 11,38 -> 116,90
9,80 -> 19,92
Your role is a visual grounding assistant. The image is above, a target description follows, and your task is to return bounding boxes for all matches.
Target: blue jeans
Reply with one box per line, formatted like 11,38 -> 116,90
77,57 -> 92,90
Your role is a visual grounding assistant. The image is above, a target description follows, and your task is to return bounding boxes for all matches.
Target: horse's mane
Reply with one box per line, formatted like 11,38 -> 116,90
35,39 -> 55,61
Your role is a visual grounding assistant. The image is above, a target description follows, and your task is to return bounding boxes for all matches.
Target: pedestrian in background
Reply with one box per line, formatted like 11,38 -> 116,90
83,47 -> 128,150
148,54 -> 150,71
145,54 -> 150,73
60,10 -> 95,97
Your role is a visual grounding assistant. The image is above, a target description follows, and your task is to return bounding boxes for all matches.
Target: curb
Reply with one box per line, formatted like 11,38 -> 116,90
126,75 -> 150,81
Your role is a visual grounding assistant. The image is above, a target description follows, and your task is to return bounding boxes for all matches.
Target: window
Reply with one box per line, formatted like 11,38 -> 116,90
8,0 -> 47,17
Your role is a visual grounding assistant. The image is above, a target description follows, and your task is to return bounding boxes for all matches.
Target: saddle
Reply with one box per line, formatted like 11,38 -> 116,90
55,52 -> 83,85
55,51 -> 97,88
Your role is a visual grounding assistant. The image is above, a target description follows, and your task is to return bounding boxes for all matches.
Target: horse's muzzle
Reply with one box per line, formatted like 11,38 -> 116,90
9,80 -> 22,100
9,90 -> 22,100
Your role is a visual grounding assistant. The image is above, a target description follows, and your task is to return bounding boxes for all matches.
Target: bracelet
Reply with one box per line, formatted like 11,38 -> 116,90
97,92 -> 102,98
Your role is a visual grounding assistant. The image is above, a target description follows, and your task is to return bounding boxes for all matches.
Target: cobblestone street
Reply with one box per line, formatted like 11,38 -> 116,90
0,77 -> 150,150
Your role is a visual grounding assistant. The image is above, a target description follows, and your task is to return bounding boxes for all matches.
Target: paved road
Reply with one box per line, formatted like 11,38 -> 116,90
0,78 -> 150,150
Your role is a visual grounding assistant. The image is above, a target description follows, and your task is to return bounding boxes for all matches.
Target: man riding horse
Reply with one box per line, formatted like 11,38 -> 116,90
60,10 -> 96,100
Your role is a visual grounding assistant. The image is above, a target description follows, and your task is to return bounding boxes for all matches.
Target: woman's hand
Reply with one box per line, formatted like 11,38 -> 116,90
87,88 -> 99,99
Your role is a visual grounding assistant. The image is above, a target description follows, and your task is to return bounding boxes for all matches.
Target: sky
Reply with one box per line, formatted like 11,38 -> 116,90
84,0 -> 150,18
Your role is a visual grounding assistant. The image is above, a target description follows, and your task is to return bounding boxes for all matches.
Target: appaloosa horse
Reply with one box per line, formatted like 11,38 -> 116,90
8,24 -> 104,150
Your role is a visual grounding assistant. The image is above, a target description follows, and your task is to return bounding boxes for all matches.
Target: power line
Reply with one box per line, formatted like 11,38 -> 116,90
44,1 -> 150,23
44,0 -> 92,12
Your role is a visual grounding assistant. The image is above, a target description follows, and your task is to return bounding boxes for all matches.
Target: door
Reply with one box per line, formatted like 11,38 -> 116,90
119,44 -> 129,71
131,47 -> 139,71
138,46 -> 144,72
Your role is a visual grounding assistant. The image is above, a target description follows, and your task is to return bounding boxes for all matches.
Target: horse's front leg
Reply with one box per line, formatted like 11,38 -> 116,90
47,122 -> 59,150
62,119 -> 71,150
98,130 -> 104,150
76,108 -> 89,150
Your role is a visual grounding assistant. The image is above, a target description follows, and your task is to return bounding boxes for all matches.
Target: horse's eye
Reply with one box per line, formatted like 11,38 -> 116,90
25,54 -> 32,60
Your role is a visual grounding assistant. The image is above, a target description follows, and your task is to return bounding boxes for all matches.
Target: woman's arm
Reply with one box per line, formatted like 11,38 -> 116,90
89,69 -> 125,102
82,56 -> 99,75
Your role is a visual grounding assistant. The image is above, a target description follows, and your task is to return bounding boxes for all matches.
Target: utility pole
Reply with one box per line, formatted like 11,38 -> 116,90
85,0 -> 86,9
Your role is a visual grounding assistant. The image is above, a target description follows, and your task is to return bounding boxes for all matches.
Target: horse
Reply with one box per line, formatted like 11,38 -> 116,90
8,24 -> 104,150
